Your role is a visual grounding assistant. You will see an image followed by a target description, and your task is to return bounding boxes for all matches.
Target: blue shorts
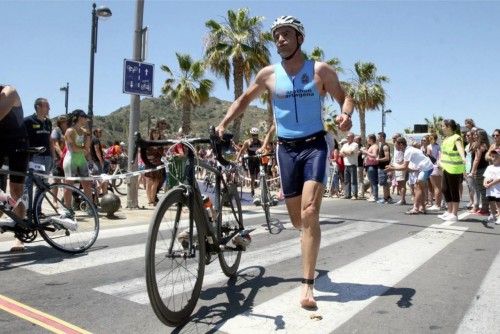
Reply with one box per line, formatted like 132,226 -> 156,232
417,169 -> 433,182
277,136 -> 328,198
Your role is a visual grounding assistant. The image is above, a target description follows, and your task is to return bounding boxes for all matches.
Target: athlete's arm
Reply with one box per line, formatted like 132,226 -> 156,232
236,140 -> 249,162
316,62 -> 354,132
261,124 -> 276,153
0,85 -> 21,121
216,66 -> 273,137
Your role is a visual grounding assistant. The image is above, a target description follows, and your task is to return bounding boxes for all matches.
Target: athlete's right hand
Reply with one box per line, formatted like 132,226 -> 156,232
215,124 -> 225,138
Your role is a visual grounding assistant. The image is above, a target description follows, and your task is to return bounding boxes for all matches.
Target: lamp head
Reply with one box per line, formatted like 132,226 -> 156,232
96,6 -> 112,18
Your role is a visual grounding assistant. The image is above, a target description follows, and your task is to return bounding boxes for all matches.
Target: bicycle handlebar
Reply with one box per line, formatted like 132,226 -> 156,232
242,152 -> 275,160
133,126 -> 233,168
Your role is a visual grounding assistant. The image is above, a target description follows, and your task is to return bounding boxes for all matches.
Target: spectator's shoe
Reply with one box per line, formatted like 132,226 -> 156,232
476,209 -> 489,216
395,200 -> 407,205
437,212 -> 451,220
443,214 -> 458,222
487,214 -> 496,224
342,196 -> 352,200
0,217 -> 16,228
385,197 -> 394,204
367,197 -> 377,202
496,217 -> 500,225
51,216 -> 77,231
427,205 -> 441,211
253,196 -> 261,206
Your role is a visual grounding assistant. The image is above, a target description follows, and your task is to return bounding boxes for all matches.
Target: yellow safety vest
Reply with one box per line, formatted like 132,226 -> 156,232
440,134 -> 465,174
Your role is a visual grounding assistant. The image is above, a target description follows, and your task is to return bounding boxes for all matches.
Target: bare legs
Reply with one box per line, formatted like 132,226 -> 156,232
285,180 -> 323,308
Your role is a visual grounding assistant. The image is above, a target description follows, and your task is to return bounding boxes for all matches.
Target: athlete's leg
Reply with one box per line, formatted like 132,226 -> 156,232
299,180 -> 323,308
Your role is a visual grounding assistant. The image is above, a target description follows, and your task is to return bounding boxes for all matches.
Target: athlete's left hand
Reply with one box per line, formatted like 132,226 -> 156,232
335,114 -> 352,132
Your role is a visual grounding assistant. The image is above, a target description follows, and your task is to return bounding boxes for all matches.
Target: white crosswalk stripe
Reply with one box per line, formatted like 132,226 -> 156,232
93,219 -> 393,304
3,206 -> 499,333
218,224 -> 468,333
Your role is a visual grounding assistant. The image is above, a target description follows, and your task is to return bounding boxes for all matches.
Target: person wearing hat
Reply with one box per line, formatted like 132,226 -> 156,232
483,147 -> 500,225
62,109 -> 92,212
216,15 -> 354,309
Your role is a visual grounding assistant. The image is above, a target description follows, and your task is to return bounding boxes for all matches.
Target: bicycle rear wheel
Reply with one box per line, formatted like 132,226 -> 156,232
217,181 -> 243,277
35,183 -> 99,254
145,188 -> 206,326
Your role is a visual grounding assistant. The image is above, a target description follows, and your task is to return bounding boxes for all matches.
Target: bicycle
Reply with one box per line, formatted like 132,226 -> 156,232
0,147 -> 99,253
135,128 -> 247,326
243,153 -> 281,233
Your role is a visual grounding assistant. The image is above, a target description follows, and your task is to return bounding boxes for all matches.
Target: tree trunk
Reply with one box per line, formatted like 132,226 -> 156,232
182,103 -> 191,135
359,108 -> 367,143
231,55 -> 244,142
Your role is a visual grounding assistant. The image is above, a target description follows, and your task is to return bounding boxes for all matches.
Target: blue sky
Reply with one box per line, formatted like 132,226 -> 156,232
2,0 -> 499,137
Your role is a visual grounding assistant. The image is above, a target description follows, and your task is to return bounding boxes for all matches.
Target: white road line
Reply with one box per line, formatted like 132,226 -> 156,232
456,249 -> 500,334
217,224 -> 468,334
93,220 -> 394,304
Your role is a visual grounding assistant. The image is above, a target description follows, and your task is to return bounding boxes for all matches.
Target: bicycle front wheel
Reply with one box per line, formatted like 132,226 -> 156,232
218,182 -> 243,277
35,183 -> 99,253
261,178 -> 272,231
145,188 -> 206,326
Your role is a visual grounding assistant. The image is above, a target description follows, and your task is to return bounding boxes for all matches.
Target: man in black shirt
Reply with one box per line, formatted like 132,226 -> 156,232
24,98 -> 54,173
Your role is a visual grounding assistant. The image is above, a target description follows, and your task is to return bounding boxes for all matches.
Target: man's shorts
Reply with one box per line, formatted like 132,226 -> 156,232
0,137 -> 29,184
417,169 -> 433,182
277,136 -> 327,198
247,158 -> 259,178
378,168 -> 388,186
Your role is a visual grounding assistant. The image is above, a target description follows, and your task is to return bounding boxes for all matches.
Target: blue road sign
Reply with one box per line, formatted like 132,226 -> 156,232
123,59 -> 154,96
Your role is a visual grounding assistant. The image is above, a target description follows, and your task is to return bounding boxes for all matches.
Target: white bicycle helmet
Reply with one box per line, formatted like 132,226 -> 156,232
270,15 -> 305,38
250,127 -> 259,135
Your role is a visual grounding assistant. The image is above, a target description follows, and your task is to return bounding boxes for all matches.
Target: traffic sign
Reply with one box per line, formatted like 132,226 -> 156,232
123,59 -> 154,96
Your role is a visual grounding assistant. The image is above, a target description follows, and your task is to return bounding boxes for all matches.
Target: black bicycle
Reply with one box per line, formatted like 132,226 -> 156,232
135,128 -> 246,326
0,147 -> 99,253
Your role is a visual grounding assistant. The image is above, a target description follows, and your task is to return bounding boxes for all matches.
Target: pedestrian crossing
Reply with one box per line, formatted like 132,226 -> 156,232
2,207 -> 500,333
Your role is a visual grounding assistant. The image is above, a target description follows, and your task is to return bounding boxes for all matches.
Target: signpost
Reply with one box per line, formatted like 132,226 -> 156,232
123,59 -> 154,96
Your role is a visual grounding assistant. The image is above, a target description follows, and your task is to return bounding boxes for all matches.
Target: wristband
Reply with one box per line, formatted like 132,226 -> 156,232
342,112 -> 352,119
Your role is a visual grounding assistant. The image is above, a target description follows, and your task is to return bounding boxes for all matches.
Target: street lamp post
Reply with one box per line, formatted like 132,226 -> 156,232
382,108 -> 392,134
59,82 -> 69,115
88,3 -> 112,133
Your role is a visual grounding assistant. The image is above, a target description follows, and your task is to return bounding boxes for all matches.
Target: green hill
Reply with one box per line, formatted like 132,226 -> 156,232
93,96 -> 269,145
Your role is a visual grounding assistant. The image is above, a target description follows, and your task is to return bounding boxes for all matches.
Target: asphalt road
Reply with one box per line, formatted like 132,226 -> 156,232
1,191 -> 499,334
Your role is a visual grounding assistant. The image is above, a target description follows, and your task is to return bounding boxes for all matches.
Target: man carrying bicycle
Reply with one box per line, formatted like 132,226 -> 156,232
236,127 -> 262,199
0,84 -> 29,251
216,16 -> 354,309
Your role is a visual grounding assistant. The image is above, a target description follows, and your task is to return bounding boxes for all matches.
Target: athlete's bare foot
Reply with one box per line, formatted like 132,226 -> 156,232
300,280 -> 317,309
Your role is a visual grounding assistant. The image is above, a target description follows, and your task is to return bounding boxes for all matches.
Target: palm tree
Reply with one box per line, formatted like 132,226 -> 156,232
161,53 -> 214,135
424,114 -> 444,137
344,61 -> 389,141
304,47 -> 344,74
204,8 -> 272,141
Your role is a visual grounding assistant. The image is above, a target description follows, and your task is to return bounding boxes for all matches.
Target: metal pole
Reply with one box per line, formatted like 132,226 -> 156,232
64,82 -> 69,115
88,3 -> 97,134
126,0 -> 145,209
382,110 -> 385,134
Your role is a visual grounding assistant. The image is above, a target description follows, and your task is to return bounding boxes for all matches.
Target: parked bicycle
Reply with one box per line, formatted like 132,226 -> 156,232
135,128 -> 248,326
0,147 -> 99,253
243,153 -> 281,233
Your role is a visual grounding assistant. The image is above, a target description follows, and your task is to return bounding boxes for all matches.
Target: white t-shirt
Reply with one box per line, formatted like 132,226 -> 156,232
403,146 -> 434,172
484,165 -> 500,198
341,142 -> 359,166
